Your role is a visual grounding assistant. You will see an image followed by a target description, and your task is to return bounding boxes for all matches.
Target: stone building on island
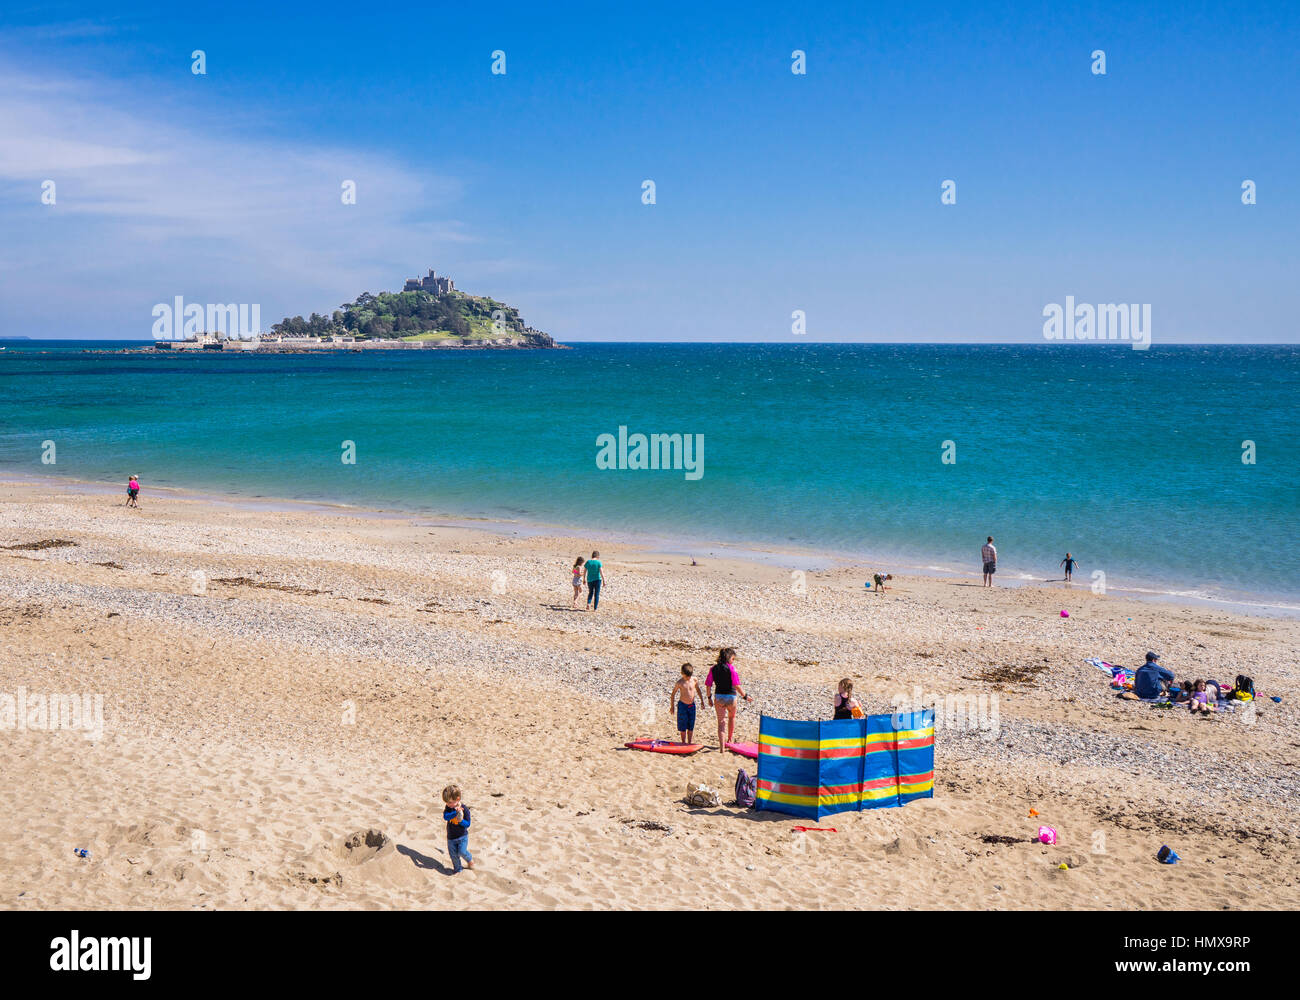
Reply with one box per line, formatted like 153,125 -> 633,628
403,269 -> 456,295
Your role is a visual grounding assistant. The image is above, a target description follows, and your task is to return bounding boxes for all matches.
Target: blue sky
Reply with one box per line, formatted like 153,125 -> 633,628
1,1 -> 1296,342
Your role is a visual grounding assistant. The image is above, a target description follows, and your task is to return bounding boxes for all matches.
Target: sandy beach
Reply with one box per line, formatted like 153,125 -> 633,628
1,479 -> 1297,911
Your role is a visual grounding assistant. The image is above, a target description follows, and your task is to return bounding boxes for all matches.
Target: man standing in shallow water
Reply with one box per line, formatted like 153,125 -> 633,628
982,536 -> 997,587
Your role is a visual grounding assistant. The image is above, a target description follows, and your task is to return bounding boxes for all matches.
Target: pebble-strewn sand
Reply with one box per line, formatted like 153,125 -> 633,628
1,481 -> 1297,909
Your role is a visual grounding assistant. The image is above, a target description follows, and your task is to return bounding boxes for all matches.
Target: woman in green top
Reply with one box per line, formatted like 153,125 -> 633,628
585,550 -> 605,611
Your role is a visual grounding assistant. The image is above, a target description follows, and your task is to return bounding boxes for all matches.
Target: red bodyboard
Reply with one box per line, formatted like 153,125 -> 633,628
625,739 -> 703,755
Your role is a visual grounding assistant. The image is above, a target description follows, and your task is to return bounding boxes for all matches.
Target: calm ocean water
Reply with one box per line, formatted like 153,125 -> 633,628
1,341 -> 1297,607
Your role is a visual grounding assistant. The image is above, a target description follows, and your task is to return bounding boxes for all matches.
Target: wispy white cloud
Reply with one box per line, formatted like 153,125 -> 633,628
0,60 -> 471,336
13,17 -> 121,42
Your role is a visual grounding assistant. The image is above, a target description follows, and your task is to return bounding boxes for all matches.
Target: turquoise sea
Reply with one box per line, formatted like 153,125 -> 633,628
1,341 -> 1297,609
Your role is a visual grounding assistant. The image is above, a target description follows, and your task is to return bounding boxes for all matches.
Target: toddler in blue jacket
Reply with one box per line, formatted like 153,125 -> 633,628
442,783 -> 474,873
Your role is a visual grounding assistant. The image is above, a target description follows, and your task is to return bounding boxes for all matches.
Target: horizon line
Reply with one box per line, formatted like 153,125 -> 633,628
7,337 -> 1298,347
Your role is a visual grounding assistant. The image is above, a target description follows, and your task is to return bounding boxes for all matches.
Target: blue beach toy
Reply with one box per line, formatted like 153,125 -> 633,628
1156,845 -> 1179,864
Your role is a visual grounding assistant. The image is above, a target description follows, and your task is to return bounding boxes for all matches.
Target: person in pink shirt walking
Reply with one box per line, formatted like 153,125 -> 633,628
705,647 -> 751,750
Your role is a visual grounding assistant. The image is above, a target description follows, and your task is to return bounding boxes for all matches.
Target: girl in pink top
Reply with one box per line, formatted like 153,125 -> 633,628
706,647 -> 751,749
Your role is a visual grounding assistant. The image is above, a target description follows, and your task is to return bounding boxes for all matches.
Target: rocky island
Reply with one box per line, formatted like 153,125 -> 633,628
261,269 -> 562,350
132,268 -> 564,352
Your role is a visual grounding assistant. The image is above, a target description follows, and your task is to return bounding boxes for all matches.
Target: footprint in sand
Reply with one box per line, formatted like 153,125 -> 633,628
468,870 -> 522,895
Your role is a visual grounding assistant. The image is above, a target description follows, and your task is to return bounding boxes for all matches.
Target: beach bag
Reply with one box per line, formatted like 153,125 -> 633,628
1234,675 -> 1255,700
686,782 -> 720,808
735,768 -> 757,809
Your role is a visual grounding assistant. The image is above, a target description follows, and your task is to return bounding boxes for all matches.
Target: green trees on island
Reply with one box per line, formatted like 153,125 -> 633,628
270,289 -> 540,342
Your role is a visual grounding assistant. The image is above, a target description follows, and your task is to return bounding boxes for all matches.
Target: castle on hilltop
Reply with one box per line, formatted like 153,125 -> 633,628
403,268 -> 456,295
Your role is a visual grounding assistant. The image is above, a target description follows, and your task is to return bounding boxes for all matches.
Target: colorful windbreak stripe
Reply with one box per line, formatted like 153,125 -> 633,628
755,711 -> 935,819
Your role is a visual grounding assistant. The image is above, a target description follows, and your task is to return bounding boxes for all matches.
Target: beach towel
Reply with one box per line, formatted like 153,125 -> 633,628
1089,657 -> 1135,689
1087,658 -> 1135,687
1119,690 -> 1174,706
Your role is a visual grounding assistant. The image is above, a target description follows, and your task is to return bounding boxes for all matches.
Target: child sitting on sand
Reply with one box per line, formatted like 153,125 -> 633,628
833,678 -> 865,720
670,663 -> 705,744
1187,680 -> 1215,715
442,783 -> 474,873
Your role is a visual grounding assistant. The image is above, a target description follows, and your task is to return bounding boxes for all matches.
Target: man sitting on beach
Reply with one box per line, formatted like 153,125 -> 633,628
1133,652 -> 1175,699
981,536 -> 997,587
